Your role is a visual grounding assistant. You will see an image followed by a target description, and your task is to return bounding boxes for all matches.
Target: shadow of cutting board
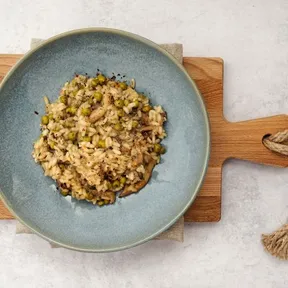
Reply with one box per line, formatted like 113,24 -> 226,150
0,55 -> 287,221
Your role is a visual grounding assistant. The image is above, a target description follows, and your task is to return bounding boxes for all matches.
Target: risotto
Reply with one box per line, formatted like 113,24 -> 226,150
32,73 -> 167,206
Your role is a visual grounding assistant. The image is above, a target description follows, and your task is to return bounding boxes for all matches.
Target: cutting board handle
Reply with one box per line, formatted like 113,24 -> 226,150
224,115 -> 288,167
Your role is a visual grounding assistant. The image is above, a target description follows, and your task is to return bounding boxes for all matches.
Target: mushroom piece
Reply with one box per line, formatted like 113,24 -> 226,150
119,157 -> 156,197
140,126 -> 154,132
131,147 -> 143,168
89,93 -> 111,123
141,113 -> 150,125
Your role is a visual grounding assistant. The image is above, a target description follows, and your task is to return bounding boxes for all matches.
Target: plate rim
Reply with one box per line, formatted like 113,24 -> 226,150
0,27 -> 210,252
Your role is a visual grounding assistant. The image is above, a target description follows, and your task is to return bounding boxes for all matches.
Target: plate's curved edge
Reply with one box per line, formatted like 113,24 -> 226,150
0,28 -> 211,252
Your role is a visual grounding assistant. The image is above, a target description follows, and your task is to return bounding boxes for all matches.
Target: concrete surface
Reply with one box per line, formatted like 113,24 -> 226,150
0,0 -> 288,287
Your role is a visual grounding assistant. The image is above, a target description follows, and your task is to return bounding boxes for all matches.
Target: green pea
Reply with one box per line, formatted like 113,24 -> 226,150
97,74 -> 106,84
160,146 -> 166,154
106,181 -> 112,189
133,99 -> 139,108
132,121 -> 138,128
71,78 -> 78,86
117,109 -> 125,117
59,164 -> 65,170
91,78 -> 99,87
142,105 -> 151,113
124,99 -> 130,106
98,139 -> 106,148
88,98 -> 94,105
86,193 -> 94,200
65,121 -> 74,128
82,136 -> 91,142
119,82 -> 128,90
97,200 -> 104,206
81,108 -> 91,116
153,143 -> 162,153
48,141 -> 56,149
41,115 -> 49,125
93,92 -> 103,102
115,99 -> 124,108
48,114 -> 54,120
66,106 -> 77,115
114,123 -> 123,131
68,131 -> 76,141
59,95 -> 68,104
53,127 -> 60,132
139,94 -> 147,101
104,199 -> 110,205
112,180 -> 120,188
60,190 -> 69,197
120,177 -> 127,185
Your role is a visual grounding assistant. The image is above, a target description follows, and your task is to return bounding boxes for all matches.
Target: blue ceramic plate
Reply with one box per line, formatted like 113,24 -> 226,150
0,28 -> 210,252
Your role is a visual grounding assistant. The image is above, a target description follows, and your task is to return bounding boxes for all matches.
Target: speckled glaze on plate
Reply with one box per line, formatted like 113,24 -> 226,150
0,28 -> 210,252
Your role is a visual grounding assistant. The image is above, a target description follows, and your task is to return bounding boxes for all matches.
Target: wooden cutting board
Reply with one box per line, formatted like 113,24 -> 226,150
0,55 -> 287,221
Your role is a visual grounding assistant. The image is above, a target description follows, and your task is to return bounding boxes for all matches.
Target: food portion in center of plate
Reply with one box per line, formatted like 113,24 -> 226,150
32,73 -> 167,206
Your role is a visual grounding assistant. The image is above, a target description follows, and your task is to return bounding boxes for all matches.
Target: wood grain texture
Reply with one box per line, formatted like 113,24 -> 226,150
0,54 -> 21,82
0,201 -> 12,219
0,55 -> 287,222
183,57 -> 223,221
